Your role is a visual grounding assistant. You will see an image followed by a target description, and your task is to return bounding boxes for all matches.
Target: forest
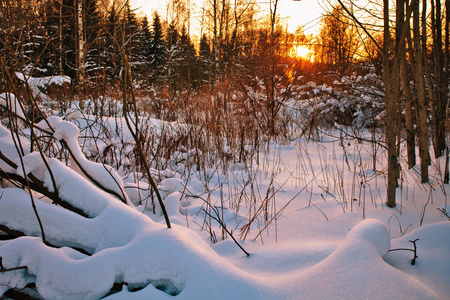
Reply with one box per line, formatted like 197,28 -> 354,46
0,0 -> 449,299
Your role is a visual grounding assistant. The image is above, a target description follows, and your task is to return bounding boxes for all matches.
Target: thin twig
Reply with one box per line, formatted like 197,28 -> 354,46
0,257 -> 28,273
388,239 -> 419,265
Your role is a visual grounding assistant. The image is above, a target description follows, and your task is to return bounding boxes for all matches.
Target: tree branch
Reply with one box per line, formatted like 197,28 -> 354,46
59,140 -> 127,204
0,257 -> 28,273
0,151 -> 89,218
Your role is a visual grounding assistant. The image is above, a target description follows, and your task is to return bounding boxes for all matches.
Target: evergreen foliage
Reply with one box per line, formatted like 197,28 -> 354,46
148,12 -> 168,86
199,35 -> 213,86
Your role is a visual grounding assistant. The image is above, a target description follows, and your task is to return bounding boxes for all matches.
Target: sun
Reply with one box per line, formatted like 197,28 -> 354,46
293,45 -> 313,60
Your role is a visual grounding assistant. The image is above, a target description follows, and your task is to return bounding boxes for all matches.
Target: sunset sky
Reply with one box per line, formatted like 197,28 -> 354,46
132,0 -> 324,35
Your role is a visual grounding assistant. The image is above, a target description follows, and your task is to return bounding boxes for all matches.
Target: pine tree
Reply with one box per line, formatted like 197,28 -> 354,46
39,0 -> 61,76
59,0 -> 78,80
132,16 -> 152,84
166,22 -> 179,51
199,34 -> 213,86
148,12 -> 167,86
124,2 -> 139,74
104,0 -> 121,80
166,22 -> 179,90
170,26 -> 199,90
84,0 -> 104,83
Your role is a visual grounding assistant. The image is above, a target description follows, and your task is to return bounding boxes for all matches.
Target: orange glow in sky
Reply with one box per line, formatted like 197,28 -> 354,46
277,0 -> 323,34
132,0 -> 323,35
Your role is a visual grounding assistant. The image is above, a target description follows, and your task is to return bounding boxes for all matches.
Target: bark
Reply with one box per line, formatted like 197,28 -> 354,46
412,1 -> 430,183
76,0 -> 85,85
59,0 -> 63,74
423,0 -> 437,156
398,0 -> 416,170
384,0 -> 399,208
444,0 -> 450,183
431,0 -> 447,157
400,54 -> 416,170
268,0 -> 278,136
384,0 -> 416,207
213,0 -> 218,85
0,152 -> 89,218
385,79 -> 400,208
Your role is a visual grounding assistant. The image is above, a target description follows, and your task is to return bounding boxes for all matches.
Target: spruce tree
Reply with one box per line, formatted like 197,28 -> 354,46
132,16 -> 152,85
104,0 -> 121,80
148,12 -> 167,87
124,2 -> 139,73
84,0 -> 104,83
199,34 -> 213,86
170,26 -> 199,90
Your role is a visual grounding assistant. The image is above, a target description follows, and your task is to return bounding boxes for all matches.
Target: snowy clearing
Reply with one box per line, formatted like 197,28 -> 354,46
0,107 -> 449,300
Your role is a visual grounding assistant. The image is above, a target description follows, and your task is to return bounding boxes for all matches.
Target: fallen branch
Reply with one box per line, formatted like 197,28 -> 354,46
0,256 -> 28,273
388,239 -> 419,265
0,225 -> 26,238
0,152 -> 89,218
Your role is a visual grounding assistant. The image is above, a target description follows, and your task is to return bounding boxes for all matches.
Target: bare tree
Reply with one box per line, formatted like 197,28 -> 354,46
315,5 -> 360,71
398,0 -> 416,170
410,0 -> 430,182
429,0 -> 448,158
336,0 -> 416,207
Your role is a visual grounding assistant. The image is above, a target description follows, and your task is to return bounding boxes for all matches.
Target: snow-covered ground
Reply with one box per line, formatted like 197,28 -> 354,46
0,106 -> 449,299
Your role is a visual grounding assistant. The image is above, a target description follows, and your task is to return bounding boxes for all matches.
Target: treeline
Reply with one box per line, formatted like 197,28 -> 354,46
0,0 -> 307,93
0,0 -> 198,89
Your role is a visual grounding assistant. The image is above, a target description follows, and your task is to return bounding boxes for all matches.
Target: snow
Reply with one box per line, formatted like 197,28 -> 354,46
0,93 -> 26,119
15,73 -> 71,99
0,123 -> 29,173
39,116 -> 133,207
0,99 -> 449,299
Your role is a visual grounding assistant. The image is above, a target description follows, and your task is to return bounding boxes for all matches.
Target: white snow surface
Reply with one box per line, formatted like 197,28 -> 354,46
0,93 -> 26,119
36,116 -> 133,207
14,73 -> 71,101
0,112 -> 449,299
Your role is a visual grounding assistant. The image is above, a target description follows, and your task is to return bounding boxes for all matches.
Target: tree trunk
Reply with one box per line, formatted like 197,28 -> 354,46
412,1 -> 430,183
398,0 -> 416,170
76,0 -> 85,86
213,0 -> 218,86
58,0 -> 63,75
444,0 -> 450,183
400,57 -> 416,170
423,0 -> 438,160
430,0 -> 447,157
384,0 -> 399,208
385,77 -> 400,207
400,56 -> 416,169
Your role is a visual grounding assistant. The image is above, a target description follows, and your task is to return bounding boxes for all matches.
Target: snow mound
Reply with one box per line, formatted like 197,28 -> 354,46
279,219 -> 437,299
344,218 -> 390,256
159,178 -> 185,195
38,116 -> 133,207
386,221 -> 450,299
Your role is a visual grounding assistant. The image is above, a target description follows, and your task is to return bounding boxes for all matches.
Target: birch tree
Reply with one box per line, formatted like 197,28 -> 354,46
76,0 -> 85,85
